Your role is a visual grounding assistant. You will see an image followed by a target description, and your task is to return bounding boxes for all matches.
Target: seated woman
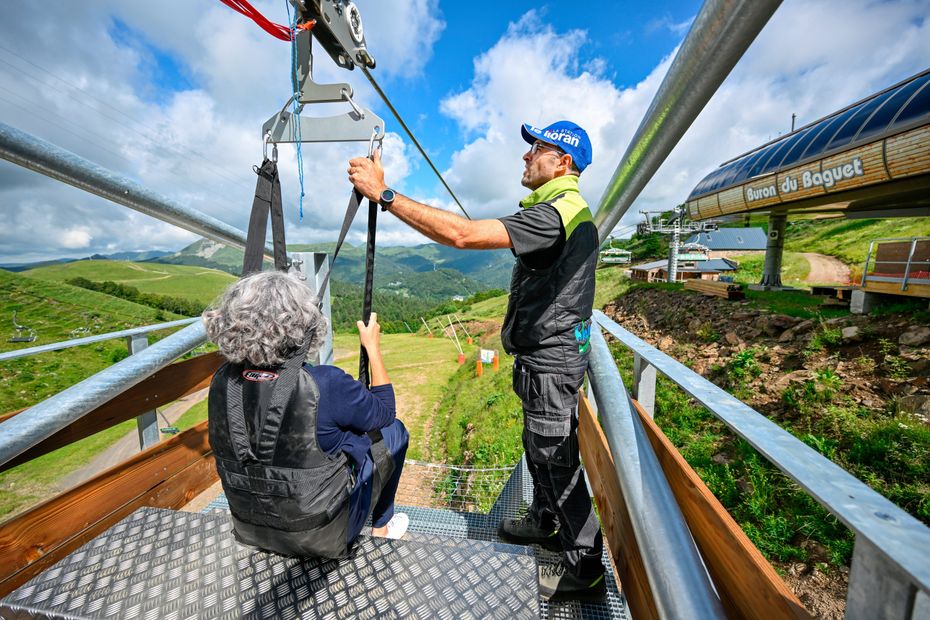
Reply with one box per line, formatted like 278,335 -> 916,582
203,271 -> 408,558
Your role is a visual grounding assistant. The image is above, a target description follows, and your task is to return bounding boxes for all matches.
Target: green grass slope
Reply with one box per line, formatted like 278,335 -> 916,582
0,269 -> 189,412
0,269 -> 193,519
24,260 -> 235,305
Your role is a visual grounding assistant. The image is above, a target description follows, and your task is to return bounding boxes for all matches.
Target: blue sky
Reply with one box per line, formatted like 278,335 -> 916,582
383,1 -> 700,186
0,0 -> 927,262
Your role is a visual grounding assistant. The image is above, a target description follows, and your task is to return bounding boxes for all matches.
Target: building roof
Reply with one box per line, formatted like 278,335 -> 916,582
631,258 -> 738,273
685,228 -> 767,250
687,68 -> 930,201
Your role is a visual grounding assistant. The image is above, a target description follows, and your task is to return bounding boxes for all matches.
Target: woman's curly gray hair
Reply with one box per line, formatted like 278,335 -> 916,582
202,271 -> 327,366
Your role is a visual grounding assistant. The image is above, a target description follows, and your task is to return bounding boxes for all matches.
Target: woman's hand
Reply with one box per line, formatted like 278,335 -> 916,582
357,312 -> 381,352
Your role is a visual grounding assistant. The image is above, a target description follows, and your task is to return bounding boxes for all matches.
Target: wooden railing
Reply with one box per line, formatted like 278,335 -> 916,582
578,394 -> 810,620
0,352 -> 223,595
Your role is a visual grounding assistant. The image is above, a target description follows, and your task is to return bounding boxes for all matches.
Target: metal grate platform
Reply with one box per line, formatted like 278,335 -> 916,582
0,507 -> 539,620
204,457 -> 629,620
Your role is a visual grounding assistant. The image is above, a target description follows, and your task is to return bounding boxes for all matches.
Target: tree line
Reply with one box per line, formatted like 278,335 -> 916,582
65,276 -> 506,333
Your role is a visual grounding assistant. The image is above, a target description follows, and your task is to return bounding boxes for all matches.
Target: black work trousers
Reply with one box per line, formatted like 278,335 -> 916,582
513,358 -> 604,578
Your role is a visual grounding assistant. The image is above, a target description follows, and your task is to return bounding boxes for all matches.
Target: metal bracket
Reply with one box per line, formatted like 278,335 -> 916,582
262,3 -> 383,144
262,102 -> 384,144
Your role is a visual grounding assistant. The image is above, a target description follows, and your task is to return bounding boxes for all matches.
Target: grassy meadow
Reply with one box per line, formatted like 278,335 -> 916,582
0,268 -> 198,518
25,260 -> 235,305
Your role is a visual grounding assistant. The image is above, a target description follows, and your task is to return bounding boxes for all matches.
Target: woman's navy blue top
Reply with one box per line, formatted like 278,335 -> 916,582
302,364 -> 395,466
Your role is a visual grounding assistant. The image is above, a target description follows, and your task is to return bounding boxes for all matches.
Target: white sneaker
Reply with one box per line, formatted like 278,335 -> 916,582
382,513 -> 409,539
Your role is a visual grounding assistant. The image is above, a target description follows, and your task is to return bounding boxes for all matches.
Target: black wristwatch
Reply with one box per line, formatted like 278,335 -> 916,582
379,188 -> 396,211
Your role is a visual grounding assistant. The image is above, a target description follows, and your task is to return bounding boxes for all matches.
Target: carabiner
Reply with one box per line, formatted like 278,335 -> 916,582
342,88 -> 365,119
368,125 -> 381,159
263,132 -> 279,163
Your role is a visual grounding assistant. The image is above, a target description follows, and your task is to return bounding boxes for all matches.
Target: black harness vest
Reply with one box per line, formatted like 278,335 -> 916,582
208,351 -> 395,558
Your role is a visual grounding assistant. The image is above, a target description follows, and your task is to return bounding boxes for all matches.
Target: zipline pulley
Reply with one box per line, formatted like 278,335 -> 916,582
262,0 -> 384,145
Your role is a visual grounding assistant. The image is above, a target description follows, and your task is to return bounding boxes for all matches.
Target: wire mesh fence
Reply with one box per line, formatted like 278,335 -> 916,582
394,459 -> 518,514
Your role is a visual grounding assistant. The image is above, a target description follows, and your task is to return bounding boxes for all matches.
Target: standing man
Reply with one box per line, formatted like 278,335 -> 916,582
348,120 -> 605,601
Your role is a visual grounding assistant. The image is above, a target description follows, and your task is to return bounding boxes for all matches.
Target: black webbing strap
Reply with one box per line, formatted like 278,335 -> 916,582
358,198 -> 378,388
316,188 -> 366,305
224,330 -> 314,466
242,159 -> 288,276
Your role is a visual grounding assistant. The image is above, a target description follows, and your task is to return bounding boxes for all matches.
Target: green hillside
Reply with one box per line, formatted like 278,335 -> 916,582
24,260 -> 236,305
0,269 -> 188,412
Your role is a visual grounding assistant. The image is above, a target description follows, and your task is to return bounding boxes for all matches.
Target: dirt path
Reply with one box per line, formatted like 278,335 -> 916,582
803,252 -> 851,284
56,387 -> 209,491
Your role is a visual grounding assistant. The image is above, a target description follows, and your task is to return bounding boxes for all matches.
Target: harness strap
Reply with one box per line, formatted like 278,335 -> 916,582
358,198 -> 377,388
367,428 -> 395,511
316,188 -> 366,303
224,330 -> 314,466
242,158 -> 288,276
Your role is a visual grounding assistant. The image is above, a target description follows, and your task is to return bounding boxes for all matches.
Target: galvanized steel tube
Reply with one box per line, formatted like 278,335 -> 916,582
588,325 -> 725,619
0,321 -> 207,469
593,0 -> 781,241
0,318 -> 200,362
594,310 -> 930,594
0,123 -> 273,258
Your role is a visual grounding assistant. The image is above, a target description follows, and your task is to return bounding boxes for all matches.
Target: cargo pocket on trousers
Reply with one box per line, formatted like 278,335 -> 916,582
524,423 -> 577,470
513,363 -> 549,411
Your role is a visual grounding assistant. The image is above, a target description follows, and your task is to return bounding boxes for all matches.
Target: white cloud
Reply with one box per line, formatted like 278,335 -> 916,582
57,227 -> 93,249
361,0 -> 446,79
0,0 -> 437,263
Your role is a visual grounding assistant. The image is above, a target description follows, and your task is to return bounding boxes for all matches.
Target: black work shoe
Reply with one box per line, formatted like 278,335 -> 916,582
538,562 -> 607,602
497,515 -> 562,551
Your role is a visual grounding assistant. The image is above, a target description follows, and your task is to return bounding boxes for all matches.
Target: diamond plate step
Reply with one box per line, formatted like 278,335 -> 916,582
1,507 -> 539,620
204,462 -> 630,620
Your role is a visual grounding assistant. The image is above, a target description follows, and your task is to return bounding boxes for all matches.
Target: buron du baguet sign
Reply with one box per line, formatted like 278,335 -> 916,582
746,156 -> 865,202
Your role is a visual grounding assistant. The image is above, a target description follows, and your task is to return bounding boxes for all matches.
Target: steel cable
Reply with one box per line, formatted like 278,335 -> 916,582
360,66 -> 471,220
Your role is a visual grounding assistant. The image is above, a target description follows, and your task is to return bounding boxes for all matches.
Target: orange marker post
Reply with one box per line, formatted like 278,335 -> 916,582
457,353 -> 465,365
476,359 -> 483,377
492,353 -> 499,372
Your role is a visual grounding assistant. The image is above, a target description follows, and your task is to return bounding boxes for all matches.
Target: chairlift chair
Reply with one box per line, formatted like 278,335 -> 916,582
9,311 -> 37,343
69,313 -> 93,338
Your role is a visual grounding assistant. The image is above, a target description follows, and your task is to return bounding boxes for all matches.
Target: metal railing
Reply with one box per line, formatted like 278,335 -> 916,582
0,123 -> 274,260
0,321 -> 208,468
591,310 -> 930,620
0,122 -> 273,468
861,236 -> 930,291
592,0 -> 781,241
587,326 -> 726,619
0,318 -> 200,362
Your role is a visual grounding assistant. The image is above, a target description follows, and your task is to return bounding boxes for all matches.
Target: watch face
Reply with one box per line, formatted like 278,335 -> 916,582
381,189 -> 396,203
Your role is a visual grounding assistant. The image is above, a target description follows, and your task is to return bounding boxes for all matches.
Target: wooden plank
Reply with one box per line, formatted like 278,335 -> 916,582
0,421 -> 217,596
0,352 -> 223,473
631,400 -> 811,619
886,126 -> 930,178
862,279 -> 930,299
577,395 -> 659,620
684,280 -> 745,300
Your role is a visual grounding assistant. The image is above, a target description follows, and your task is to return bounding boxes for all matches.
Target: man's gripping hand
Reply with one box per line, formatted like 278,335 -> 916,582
348,149 -> 388,202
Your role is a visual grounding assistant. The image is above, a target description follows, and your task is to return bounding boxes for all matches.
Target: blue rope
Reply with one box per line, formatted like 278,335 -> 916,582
285,1 -> 305,222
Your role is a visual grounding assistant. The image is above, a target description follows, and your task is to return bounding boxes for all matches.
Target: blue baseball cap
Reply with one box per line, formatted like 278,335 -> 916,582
521,120 -> 592,172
